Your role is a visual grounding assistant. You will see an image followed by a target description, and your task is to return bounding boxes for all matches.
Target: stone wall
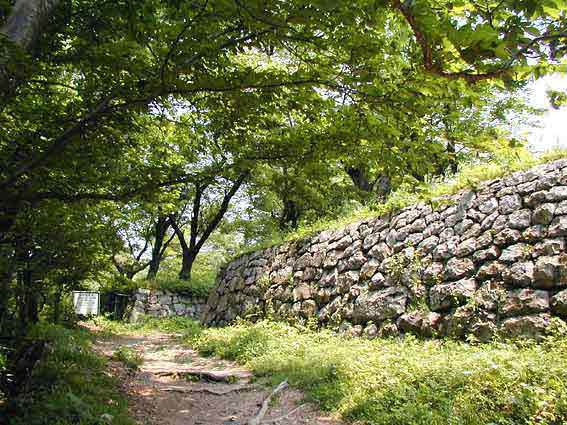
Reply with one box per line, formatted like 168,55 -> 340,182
202,159 -> 567,340
129,289 -> 207,323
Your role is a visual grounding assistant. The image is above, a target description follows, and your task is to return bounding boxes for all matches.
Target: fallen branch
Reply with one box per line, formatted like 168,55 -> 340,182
265,404 -> 307,424
248,380 -> 289,425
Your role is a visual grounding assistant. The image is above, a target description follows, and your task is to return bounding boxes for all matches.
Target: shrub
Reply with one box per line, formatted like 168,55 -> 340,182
1,323 -> 135,425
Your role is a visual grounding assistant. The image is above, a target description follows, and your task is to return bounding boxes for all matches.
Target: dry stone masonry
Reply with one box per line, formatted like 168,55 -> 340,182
202,159 -> 567,340
130,289 -> 207,322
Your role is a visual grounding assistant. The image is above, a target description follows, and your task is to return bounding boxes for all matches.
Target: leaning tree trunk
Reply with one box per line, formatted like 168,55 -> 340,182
1,0 -> 61,92
146,215 -> 171,280
1,0 -> 60,49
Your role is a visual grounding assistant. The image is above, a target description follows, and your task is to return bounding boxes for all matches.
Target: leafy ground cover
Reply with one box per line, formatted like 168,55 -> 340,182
0,323 -> 135,425
188,319 -> 567,425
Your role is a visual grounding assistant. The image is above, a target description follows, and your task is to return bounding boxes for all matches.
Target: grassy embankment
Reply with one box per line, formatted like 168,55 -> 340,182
187,319 -> 567,425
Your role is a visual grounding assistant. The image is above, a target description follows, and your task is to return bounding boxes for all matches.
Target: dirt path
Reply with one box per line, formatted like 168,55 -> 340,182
95,332 -> 344,425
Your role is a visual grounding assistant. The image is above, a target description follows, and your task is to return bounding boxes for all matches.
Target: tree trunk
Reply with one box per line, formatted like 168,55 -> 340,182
1,0 -> 60,49
178,251 -> 196,281
279,199 -> 301,231
146,215 -> 171,280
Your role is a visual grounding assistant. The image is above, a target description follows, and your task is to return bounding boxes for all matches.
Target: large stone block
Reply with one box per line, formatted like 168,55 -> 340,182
501,289 -> 549,317
500,314 -> 550,340
353,287 -> 408,321
429,278 -> 477,311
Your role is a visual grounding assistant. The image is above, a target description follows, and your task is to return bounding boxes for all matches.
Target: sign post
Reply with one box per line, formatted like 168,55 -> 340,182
72,291 -> 100,316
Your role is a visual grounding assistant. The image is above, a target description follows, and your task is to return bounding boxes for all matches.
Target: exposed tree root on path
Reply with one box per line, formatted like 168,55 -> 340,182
94,332 -> 343,425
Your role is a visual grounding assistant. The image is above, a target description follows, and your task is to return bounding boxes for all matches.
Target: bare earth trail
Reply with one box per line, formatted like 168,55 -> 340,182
94,332 -> 344,425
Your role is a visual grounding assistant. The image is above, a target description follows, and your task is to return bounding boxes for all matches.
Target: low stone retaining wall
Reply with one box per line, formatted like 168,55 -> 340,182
129,289 -> 207,322
202,159 -> 567,340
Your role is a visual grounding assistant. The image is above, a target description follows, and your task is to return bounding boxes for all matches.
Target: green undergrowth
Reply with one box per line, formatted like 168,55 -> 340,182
139,276 -> 214,298
111,346 -> 143,372
187,320 -> 567,425
92,315 -> 202,338
1,323 -> 135,425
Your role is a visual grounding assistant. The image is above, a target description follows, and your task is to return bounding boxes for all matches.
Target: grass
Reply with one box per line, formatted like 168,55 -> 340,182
111,346 -> 143,372
91,315 -> 202,338
1,323 -> 135,425
187,319 -> 567,425
138,276 -> 214,299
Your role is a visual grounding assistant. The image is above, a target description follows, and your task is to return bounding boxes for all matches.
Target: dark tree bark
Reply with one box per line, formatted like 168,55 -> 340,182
345,166 -> 392,200
146,215 -> 175,280
170,172 -> 249,281
278,199 -> 301,231
1,0 -> 60,49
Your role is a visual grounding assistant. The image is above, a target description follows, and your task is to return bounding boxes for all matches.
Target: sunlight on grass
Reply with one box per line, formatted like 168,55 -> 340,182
91,315 -> 202,338
188,320 -> 567,425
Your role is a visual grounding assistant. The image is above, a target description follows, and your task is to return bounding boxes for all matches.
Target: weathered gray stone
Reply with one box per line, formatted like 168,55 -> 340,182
429,278 -> 477,311
456,238 -> 477,257
499,194 -> 522,214
295,253 -> 313,270
368,242 -> 391,262
549,216 -> 567,237
500,314 -> 550,340
500,244 -> 531,263
508,209 -> 532,229
467,209 -> 486,223
533,203 -> 556,225
321,269 -> 338,286
478,197 -> 499,214
353,287 -> 408,321
521,225 -> 547,242
423,221 -> 444,237
461,223 -> 482,240
293,284 -> 312,302
525,190 -> 549,207
476,261 -> 505,280
398,311 -> 424,334
406,232 -> 425,246
362,323 -> 379,339
337,271 -> 360,293
324,250 -> 343,268
417,235 -> 439,254
554,199 -> 567,215
454,219 -> 474,235
547,186 -> 567,202
551,290 -> 567,317
481,211 -> 499,230
445,257 -> 475,280
300,300 -> 318,317
360,258 -> 380,280
502,262 -> 535,287
378,321 -> 399,338
362,233 -> 381,251
501,289 -> 549,317
533,255 -> 567,289
423,262 -> 444,285
408,218 -> 426,233
363,267 -> 383,286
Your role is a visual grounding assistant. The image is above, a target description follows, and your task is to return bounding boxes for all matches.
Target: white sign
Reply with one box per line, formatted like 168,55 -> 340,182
72,291 -> 100,316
